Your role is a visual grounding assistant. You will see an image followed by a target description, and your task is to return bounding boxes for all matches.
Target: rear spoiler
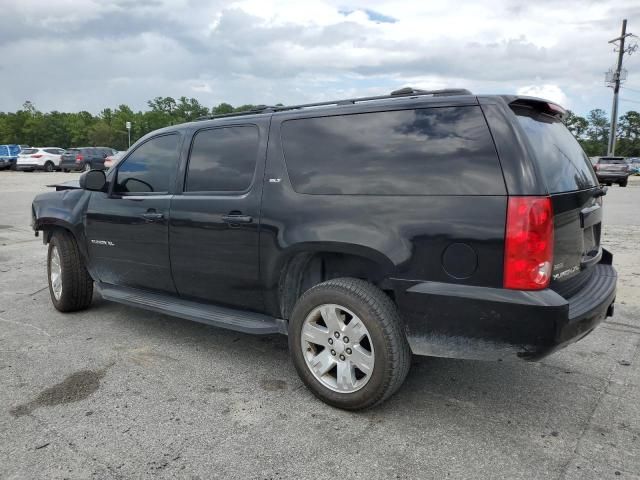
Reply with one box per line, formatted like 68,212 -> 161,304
506,96 -> 568,121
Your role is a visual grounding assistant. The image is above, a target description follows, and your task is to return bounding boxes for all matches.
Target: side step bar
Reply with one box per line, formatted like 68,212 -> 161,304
97,283 -> 287,335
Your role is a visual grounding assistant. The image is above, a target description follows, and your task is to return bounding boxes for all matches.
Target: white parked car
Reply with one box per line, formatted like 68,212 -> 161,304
16,147 -> 66,172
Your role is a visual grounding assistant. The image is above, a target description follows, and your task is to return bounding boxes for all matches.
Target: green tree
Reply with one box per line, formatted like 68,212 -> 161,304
213,103 -> 234,115
564,110 -> 589,139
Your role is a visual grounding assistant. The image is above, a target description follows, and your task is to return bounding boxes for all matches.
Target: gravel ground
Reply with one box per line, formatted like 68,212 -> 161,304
1,171 -> 639,480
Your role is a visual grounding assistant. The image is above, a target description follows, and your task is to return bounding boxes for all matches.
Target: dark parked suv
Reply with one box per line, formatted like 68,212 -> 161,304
60,147 -> 116,172
31,89 -> 617,409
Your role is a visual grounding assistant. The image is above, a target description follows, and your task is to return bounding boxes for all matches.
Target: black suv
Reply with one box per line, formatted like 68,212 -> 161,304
31,89 -> 617,409
60,147 -> 116,172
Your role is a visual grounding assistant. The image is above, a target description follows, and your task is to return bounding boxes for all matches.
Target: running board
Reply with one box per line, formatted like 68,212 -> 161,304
97,283 -> 287,335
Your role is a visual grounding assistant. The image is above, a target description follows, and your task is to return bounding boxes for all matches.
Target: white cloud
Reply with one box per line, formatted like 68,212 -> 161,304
0,0 -> 638,116
517,84 -> 570,108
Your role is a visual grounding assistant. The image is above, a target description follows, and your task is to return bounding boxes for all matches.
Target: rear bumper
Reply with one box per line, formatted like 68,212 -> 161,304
596,172 -> 629,182
16,163 -> 41,170
59,161 -> 83,170
394,250 -> 617,361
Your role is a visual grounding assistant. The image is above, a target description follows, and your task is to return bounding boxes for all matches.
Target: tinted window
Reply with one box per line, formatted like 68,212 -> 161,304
281,107 -> 503,195
20,148 -> 37,155
598,158 -> 625,164
186,126 -> 259,192
514,108 -> 597,193
115,134 -> 179,193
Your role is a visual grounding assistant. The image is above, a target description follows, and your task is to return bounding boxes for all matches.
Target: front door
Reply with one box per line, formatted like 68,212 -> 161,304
85,133 -> 182,293
169,123 -> 267,311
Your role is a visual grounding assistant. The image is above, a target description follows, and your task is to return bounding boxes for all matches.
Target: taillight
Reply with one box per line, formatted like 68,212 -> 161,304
31,154 -> 43,158
75,154 -> 83,163
594,164 -> 599,171
504,196 -> 554,290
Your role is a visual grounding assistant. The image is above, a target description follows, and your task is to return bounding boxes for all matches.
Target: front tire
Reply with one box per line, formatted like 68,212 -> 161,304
47,231 -> 94,312
289,278 -> 411,410
620,179 -> 628,187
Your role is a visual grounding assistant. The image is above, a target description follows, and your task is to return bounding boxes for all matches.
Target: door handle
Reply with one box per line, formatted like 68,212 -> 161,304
140,212 -> 164,221
222,213 -> 253,224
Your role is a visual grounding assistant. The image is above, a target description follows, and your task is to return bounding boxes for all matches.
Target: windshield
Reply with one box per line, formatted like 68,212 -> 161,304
513,107 -> 597,193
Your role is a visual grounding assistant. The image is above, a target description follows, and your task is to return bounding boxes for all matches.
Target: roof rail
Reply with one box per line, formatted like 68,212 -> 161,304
196,105 -> 276,121
196,87 -> 472,121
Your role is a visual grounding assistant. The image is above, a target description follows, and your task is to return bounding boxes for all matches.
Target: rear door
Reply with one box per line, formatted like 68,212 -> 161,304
597,157 -> 628,173
169,122 -> 267,311
512,103 -> 601,296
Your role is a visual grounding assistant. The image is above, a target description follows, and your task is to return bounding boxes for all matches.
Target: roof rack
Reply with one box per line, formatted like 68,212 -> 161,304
196,87 -> 472,121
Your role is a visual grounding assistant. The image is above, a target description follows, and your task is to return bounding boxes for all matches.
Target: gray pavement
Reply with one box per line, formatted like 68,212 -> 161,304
1,171 -> 639,479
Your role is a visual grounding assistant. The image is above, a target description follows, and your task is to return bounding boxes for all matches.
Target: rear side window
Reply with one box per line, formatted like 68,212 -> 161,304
44,148 -> 61,154
186,126 -> 259,192
281,106 -> 504,195
115,134 -> 179,194
514,108 -> 597,193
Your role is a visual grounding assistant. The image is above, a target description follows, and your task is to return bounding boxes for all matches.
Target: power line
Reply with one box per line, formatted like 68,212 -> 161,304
619,97 -> 640,104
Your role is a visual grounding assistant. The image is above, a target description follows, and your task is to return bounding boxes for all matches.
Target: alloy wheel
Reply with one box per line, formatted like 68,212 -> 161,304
50,246 -> 62,300
301,304 -> 375,393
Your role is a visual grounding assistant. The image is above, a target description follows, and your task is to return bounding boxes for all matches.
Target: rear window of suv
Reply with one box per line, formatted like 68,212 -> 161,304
513,107 -> 597,193
20,149 -> 38,155
598,158 -> 625,164
281,106 -> 505,195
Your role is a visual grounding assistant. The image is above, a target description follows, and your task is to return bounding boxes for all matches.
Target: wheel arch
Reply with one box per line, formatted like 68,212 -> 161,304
274,243 -> 396,320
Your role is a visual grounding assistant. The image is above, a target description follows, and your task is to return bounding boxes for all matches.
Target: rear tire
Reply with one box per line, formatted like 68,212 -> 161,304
47,230 -> 94,312
289,278 -> 411,410
44,161 -> 54,172
619,179 -> 628,187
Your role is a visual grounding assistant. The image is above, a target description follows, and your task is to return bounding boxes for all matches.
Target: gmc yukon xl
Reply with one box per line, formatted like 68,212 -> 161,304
31,88 -> 617,409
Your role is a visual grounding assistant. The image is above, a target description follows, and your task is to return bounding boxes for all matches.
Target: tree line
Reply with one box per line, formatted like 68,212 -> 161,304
1,97 -> 639,157
564,109 -> 639,157
0,97 -> 265,151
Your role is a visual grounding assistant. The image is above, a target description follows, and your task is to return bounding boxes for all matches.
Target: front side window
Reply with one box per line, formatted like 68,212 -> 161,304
186,126 -> 259,192
115,134 -> 179,194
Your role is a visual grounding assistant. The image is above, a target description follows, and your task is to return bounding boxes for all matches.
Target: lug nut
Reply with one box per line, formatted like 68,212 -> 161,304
334,331 -> 340,338
346,348 -> 352,355
343,337 -> 349,343
331,349 -> 336,356
328,338 -> 334,345
339,354 -> 346,361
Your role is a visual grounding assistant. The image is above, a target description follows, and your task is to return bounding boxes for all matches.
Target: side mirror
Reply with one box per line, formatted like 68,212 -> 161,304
79,169 -> 107,192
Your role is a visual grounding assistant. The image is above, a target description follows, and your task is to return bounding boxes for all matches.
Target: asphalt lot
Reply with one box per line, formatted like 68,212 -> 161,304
1,171 -> 639,480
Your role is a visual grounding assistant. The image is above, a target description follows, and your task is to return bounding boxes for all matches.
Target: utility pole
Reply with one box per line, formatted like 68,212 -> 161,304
606,19 -> 636,155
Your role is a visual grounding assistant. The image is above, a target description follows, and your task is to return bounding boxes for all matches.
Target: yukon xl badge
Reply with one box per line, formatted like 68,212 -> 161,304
91,239 -> 115,247
553,265 -> 580,280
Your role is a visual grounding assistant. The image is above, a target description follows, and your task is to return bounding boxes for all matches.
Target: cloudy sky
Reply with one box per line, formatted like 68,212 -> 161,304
1,0 -> 639,116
